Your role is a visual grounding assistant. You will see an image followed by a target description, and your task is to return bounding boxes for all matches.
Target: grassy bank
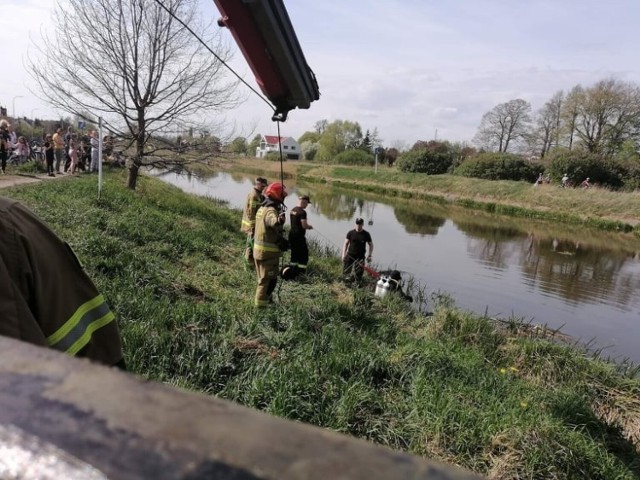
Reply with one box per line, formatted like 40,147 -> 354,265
4,171 -> 640,479
221,158 -> 640,234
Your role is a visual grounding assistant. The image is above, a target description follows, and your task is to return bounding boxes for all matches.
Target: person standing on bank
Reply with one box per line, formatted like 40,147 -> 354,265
288,195 -> 313,275
241,177 -> 268,266
253,182 -> 288,308
0,197 -> 125,368
52,128 -> 65,174
44,134 -> 55,176
342,217 -> 373,283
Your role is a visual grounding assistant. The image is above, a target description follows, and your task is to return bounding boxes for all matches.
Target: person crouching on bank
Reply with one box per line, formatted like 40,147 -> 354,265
253,182 -> 288,308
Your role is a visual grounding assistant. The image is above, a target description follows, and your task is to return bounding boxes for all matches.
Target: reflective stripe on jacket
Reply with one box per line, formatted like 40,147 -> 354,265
253,204 -> 283,260
46,294 -> 116,355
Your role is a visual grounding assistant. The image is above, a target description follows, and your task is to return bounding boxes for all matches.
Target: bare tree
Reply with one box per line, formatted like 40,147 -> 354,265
474,99 -> 532,152
29,0 -> 240,189
560,85 -> 582,151
571,79 -> 640,155
528,91 -> 564,158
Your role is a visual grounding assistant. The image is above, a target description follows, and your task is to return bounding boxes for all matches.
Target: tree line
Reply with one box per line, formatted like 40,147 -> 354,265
26,0 -> 639,191
474,78 -> 640,159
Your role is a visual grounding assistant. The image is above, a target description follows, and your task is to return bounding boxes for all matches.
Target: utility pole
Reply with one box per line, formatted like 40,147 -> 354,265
12,95 -> 24,117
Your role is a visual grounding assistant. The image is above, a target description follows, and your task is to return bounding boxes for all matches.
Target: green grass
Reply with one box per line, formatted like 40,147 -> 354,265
4,170 -> 640,479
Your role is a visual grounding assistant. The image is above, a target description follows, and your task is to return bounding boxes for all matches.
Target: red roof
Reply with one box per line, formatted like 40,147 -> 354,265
263,135 -> 288,144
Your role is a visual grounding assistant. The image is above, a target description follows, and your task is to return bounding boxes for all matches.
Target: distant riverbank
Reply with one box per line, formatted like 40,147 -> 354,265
218,158 -> 640,235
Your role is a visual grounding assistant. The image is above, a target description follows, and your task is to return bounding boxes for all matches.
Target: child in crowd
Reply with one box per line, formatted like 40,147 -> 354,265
68,140 -> 79,174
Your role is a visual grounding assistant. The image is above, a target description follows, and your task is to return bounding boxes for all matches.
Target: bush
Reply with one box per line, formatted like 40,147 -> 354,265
264,151 -> 285,162
619,161 -> 640,191
454,152 -> 543,182
396,150 -> 453,174
333,149 -> 374,166
546,150 -> 626,189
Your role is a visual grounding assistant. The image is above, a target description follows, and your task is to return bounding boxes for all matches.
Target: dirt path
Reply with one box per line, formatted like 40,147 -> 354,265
0,172 -> 66,189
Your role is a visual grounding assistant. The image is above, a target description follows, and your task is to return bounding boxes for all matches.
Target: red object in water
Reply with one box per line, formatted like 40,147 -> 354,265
363,264 -> 381,279
213,0 -> 319,121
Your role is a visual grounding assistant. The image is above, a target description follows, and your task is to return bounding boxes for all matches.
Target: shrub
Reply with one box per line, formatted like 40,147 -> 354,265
616,160 -> 640,191
396,149 -> 453,174
454,152 -> 543,181
546,150 -> 625,189
333,149 -> 374,166
264,151 -> 285,162
301,141 -> 318,161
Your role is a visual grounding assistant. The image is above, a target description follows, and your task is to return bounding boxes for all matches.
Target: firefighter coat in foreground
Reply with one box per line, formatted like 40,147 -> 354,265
253,200 -> 286,307
0,198 -> 123,366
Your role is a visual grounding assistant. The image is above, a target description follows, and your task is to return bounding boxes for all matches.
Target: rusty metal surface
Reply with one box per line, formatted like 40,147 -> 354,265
0,337 -> 482,480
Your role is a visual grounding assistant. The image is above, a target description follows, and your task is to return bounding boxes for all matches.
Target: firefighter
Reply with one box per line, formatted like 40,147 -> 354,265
288,194 -> 313,277
240,177 -> 269,266
253,182 -> 288,308
0,197 -> 124,368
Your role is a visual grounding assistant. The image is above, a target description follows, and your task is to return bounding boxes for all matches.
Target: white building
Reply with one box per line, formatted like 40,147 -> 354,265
256,135 -> 301,160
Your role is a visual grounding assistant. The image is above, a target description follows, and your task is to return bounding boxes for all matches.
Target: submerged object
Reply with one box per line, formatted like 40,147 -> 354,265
374,276 -> 391,298
213,0 -> 320,121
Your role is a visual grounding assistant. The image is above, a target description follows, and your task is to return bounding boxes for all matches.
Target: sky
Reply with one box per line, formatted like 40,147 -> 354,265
2,0 -> 639,148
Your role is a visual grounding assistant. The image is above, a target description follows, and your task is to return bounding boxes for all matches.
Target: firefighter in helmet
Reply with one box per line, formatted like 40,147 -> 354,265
253,182 -> 288,307
240,177 -> 268,266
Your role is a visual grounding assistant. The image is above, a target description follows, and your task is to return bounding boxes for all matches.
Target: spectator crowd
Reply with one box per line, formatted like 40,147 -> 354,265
1,116 -> 118,176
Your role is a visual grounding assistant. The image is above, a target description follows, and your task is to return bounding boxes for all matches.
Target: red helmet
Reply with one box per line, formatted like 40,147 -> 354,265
264,182 -> 288,202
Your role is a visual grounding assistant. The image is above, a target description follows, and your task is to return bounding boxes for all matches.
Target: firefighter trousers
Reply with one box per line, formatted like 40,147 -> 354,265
288,234 -> 308,271
254,256 -> 280,307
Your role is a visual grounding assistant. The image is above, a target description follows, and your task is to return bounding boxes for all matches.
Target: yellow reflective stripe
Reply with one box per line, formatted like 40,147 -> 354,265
46,295 -> 115,356
46,294 -> 106,345
242,219 -> 255,228
255,299 -> 269,307
254,240 -> 280,253
297,264 -> 308,270
66,312 -> 115,356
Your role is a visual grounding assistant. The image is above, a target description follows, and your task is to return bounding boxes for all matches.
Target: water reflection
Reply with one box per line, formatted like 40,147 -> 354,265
393,206 -> 447,236
154,170 -> 640,363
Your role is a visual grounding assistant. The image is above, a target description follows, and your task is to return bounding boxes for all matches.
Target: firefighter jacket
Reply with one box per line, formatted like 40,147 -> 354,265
241,188 -> 264,235
253,200 -> 285,261
0,198 -> 123,366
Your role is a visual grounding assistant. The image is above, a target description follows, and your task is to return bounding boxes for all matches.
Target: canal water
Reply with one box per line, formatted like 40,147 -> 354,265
156,169 -> 640,364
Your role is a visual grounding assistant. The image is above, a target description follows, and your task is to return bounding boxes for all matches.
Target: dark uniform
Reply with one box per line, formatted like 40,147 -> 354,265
0,198 -> 123,366
253,199 -> 286,307
288,206 -> 308,271
343,228 -> 373,282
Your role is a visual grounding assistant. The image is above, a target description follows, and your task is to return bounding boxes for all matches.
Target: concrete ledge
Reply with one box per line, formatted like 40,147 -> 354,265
0,337 -> 482,479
